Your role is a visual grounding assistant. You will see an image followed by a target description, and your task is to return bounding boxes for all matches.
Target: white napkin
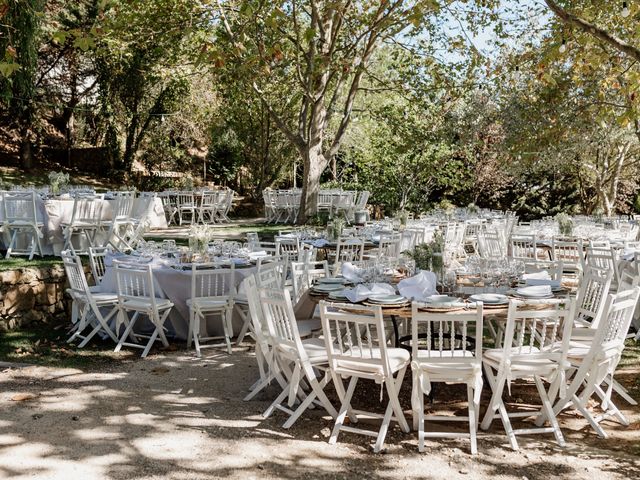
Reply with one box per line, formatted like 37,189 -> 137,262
248,250 -> 269,259
397,271 -> 437,301
621,248 -> 638,261
522,270 -> 551,280
344,283 -> 395,303
517,285 -> 552,297
341,262 -> 363,283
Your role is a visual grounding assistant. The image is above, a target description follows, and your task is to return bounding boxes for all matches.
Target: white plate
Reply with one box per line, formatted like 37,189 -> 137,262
317,277 -> 346,285
367,294 -> 406,304
515,287 -> 553,298
468,293 -> 509,304
425,295 -> 459,304
328,290 -> 350,301
311,284 -> 345,293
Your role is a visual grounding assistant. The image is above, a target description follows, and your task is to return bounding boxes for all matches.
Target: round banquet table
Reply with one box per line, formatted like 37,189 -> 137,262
99,255 -> 317,342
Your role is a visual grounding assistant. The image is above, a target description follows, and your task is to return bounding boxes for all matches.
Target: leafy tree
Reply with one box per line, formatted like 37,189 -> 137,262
0,0 -> 45,168
211,0 -> 500,222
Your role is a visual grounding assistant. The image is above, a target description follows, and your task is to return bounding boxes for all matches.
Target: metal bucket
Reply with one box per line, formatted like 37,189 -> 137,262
354,210 -> 368,225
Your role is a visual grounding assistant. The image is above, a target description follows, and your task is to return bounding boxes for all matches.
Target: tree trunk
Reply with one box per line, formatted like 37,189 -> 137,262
20,135 -> 33,170
297,144 -> 327,224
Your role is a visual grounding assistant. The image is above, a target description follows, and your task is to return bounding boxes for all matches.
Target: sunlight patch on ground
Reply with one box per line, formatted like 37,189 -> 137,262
0,443 -> 123,480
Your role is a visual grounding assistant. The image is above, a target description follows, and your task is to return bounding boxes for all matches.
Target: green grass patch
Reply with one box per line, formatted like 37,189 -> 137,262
0,322 -> 134,369
0,256 -> 62,271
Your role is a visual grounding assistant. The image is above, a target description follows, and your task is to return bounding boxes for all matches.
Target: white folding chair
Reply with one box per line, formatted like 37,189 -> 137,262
545,288 -> 640,438
481,298 -> 576,450
319,301 -> 410,453
62,195 -> 105,254
2,191 -> 44,260
411,302 -> 484,454
176,192 -> 196,225
241,275 -> 289,400
62,250 -> 119,347
261,287 -> 338,428
186,263 -> 236,356
114,261 -> 173,358
103,192 -> 136,251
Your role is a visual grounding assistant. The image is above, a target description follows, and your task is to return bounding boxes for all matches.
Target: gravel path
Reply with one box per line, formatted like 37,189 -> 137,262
0,347 -> 638,480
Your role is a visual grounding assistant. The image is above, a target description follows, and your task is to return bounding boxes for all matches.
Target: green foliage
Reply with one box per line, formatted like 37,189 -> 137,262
404,232 -> 445,273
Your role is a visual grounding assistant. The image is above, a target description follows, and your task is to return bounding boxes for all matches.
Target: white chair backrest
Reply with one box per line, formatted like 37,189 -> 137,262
377,233 -> 401,258
552,238 -> 584,268
256,260 -> 286,289
502,298 -> 575,362
319,301 -> 393,378
177,192 -> 194,207
61,250 -> 90,295
190,263 -> 236,300
356,191 -> 370,209
291,260 -> 330,303
478,230 -> 504,259
88,246 -> 109,284
335,237 -> 365,264
114,261 -> 159,308
574,267 -> 613,329
510,234 -> 538,260
243,275 -> 270,343
3,191 -> 38,223
594,288 -> 640,354
113,193 -> 135,220
411,302 -> 483,360
259,287 -> 304,355
275,236 -> 300,258
70,195 -> 104,225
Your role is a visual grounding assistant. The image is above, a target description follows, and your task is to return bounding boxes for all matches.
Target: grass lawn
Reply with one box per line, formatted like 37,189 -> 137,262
0,321 -> 136,369
0,256 -> 62,271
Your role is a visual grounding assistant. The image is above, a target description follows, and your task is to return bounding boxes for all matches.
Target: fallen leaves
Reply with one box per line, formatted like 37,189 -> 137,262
10,393 -> 37,402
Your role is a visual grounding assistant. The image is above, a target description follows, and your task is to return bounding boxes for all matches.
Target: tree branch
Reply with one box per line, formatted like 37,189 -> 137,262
544,0 -> 640,62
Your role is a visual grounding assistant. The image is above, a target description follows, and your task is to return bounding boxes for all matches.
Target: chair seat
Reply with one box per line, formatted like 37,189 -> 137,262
484,346 -> 558,374
187,297 -> 231,311
62,221 -> 100,228
278,337 -> 330,363
5,221 -> 43,227
337,347 -> 410,376
121,298 -> 173,311
92,292 -> 119,304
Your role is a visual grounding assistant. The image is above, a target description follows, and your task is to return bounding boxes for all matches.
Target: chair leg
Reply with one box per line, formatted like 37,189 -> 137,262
235,305 -> 252,345
467,384 -> 478,455
329,375 -> 358,446
534,375 -> 565,447
417,384 -> 426,453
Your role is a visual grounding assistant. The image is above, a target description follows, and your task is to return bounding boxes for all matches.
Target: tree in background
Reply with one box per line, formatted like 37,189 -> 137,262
0,0 -> 45,168
211,0 -> 500,222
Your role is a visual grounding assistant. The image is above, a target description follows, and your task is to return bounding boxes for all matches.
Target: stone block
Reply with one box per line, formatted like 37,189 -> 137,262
3,284 -> 36,315
0,270 -> 21,284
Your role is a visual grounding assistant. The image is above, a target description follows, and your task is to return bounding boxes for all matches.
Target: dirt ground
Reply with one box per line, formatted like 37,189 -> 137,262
1,346 -> 639,480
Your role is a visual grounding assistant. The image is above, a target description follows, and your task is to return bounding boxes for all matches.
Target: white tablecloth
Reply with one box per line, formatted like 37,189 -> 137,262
100,257 -> 257,340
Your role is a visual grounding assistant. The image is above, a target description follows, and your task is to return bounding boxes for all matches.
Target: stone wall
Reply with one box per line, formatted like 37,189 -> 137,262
0,265 -> 71,331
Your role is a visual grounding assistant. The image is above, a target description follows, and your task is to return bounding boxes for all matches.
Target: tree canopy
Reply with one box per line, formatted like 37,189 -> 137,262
0,0 -> 638,217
